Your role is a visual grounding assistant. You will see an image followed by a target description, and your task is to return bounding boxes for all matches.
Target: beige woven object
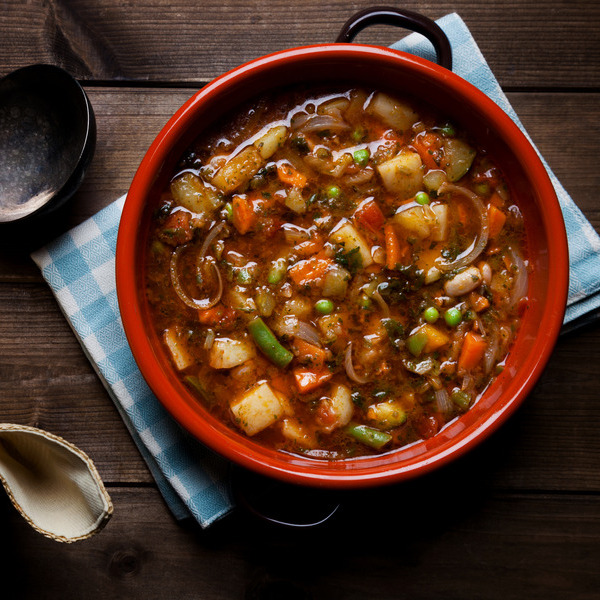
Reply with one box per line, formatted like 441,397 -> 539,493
0,423 -> 113,542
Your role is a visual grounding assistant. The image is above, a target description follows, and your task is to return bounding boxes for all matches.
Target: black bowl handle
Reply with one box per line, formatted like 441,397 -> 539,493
335,6 -> 452,71
229,465 -> 341,528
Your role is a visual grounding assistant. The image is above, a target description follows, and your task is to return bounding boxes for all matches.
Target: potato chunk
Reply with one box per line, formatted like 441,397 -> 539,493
254,125 -> 288,159
209,335 -> 256,369
230,381 -> 283,436
377,149 -> 423,199
367,399 -> 407,429
170,172 -> 222,217
329,218 -> 373,268
211,146 -> 263,193
316,383 -> 354,432
394,205 -> 431,239
366,92 -> 418,132
163,326 -> 194,371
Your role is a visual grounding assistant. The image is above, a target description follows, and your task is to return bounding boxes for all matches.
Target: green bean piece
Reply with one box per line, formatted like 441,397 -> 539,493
247,317 -> 293,368
267,257 -> 287,285
451,390 -> 471,410
345,423 -> 392,450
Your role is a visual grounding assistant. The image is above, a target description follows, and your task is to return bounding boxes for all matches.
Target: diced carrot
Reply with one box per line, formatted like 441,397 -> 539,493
355,199 -> 385,233
411,132 -> 443,171
197,304 -> 237,326
384,223 -> 410,269
288,256 -> 333,286
488,192 -> 505,208
277,162 -> 307,187
232,195 -> 257,235
270,372 -> 294,395
295,237 -> 324,257
293,366 -> 333,393
292,338 -> 328,369
487,204 -> 507,239
458,331 -> 487,372
468,292 -> 490,313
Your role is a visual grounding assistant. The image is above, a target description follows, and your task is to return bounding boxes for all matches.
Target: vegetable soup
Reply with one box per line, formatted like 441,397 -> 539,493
145,85 -> 528,459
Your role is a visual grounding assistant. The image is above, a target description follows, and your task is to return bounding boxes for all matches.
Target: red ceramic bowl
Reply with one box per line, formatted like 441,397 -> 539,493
116,43 -> 568,489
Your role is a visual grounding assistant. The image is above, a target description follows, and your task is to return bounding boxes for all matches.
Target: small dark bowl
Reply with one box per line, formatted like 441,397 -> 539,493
0,64 -> 95,224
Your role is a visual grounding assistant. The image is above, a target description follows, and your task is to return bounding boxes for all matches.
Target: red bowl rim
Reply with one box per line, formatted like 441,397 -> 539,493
116,43 -> 569,488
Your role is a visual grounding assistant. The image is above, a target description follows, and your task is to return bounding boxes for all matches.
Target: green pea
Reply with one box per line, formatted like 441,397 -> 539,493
223,202 -> 233,221
415,191 -> 430,205
315,298 -> 335,315
327,185 -> 341,199
423,306 -> 439,323
353,148 -> 370,167
444,307 -> 462,327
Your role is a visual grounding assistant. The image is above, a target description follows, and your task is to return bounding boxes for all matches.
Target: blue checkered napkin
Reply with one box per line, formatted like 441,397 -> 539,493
30,196 -> 233,528
31,14 -> 600,529
392,13 -> 600,323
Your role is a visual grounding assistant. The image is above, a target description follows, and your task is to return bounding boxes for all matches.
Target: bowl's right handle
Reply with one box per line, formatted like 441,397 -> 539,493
335,6 -> 452,71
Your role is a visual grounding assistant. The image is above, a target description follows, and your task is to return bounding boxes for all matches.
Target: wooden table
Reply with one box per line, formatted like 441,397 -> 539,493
1,1 -> 599,597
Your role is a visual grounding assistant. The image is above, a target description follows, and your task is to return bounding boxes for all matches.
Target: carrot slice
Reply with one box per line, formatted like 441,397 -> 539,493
293,338 -> 328,369
355,199 -> 385,233
288,256 -> 333,286
458,331 -> 487,372
197,304 -> 237,326
277,162 -> 307,187
384,224 -> 410,269
293,366 -> 333,393
468,292 -> 490,313
487,204 -> 506,239
232,195 -> 257,234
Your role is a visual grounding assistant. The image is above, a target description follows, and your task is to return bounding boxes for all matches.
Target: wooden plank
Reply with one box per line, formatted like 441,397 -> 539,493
1,486 -> 598,598
0,281 -> 598,491
0,0 -> 598,88
0,88 -> 598,283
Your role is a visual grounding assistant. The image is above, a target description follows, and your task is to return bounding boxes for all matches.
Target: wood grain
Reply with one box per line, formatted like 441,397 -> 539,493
0,1 -> 598,88
0,486 -> 598,599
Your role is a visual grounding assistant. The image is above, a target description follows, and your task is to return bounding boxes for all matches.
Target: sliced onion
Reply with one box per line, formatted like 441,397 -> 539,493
292,113 -> 351,133
344,342 -> 369,384
434,389 -> 453,414
483,333 -> 500,374
371,290 -> 390,318
508,246 -> 529,308
295,320 -> 322,346
170,247 -> 223,309
435,182 -> 489,272
282,222 -> 312,244
199,220 -> 226,260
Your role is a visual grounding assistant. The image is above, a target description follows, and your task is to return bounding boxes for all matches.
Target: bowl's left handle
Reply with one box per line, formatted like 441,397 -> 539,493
335,6 -> 452,71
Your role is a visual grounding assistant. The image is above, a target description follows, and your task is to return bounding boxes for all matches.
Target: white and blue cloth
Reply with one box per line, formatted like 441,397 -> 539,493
31,13 -> 600,528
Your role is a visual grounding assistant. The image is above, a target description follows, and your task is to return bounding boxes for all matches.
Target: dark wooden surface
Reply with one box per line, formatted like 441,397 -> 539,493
1,1 -> 599,598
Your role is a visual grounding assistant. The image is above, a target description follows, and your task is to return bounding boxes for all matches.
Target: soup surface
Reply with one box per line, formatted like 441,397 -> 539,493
145,86 -> 528,459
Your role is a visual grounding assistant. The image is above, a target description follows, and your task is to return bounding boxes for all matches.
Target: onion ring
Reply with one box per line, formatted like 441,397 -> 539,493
344,342 -> 369,384
435,182 -> 489,272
